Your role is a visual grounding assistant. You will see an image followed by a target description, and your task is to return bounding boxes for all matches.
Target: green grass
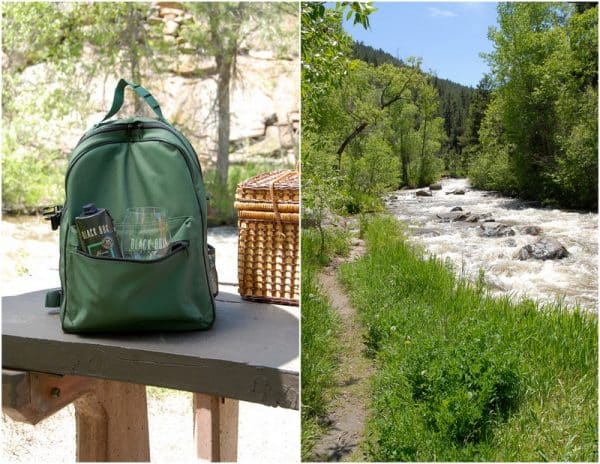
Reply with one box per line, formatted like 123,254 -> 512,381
339,215 -> 598,462
204,162 -> 290,225
300,228 -> 350,460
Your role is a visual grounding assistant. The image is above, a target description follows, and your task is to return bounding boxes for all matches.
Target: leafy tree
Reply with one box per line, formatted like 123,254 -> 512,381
389,99 -> 418,186
552,5 -> 598,208
302,2 -> 448,223
462,75 -> 493,148
180,2 -> 296,188
353,41 -> 474,174
415,81 -> 440,185
2,2 -> 164,210
472,2 -> 597,209
301,2 -> 380,222
468,95 -> 518,193
334,60 -> 422,170
459,75 -> 493,173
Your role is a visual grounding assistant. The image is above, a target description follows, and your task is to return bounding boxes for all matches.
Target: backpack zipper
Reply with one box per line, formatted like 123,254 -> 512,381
76,120 -> 204,176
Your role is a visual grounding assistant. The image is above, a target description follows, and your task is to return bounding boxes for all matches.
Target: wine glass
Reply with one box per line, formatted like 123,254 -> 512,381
116,207 -> 171,260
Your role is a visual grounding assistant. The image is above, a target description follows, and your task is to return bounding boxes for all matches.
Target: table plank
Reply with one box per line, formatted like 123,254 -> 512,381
2,287 -> 298,409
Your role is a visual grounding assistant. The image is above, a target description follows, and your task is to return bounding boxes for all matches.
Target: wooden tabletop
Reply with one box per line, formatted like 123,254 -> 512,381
2,285 -> 299,409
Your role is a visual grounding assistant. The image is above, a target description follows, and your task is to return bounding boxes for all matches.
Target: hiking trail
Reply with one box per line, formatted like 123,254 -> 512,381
311,238 -> 373,462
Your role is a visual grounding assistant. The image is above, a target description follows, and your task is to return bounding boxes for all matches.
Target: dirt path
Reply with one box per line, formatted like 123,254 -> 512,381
311,239 -> 373,462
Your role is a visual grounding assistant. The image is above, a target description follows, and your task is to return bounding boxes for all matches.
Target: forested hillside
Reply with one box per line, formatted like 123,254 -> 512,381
354,41 -> 473,171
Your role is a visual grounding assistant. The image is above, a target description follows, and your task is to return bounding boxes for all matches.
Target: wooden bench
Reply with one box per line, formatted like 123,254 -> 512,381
2,286 -> 298,462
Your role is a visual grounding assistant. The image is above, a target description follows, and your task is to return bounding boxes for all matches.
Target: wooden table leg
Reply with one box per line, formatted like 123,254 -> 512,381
3,370 -> 150,462
193,393 -> 239,462
74,380 -> 150,462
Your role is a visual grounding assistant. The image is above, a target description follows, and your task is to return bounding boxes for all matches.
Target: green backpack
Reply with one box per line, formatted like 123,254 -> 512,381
45,79 -> 216,333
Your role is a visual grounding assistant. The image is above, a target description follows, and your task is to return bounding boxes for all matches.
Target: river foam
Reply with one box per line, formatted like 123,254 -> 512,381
386,178 -> 598,312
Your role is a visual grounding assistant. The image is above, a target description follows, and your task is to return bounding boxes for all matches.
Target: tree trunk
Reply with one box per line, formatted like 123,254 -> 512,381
419,117 -> 428,186
127,5 -> 142,113
336,121 -> 368,170
400,130 -> 409,185
335,84 -> 409,170
216,54 -> 232,188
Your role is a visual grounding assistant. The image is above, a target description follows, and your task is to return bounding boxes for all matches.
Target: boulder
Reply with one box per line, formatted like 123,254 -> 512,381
159,7 -> 185,18
515,237 -> 569,261
521,225 -> 543,236
437,211 -> 493,223
416,190 -> 432,197
469,213 -> 496,222
445,189 -> 466,195
436,211 -> 471,222
429,183 -> 442,191
412,228 -> 441,237
163,20 -> 179,35
478,223 -> 516,238
504,238 -> 518,247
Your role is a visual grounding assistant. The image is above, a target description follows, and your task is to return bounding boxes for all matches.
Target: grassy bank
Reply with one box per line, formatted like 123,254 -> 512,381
339,216 -> 597,461
300,228 -> 350,459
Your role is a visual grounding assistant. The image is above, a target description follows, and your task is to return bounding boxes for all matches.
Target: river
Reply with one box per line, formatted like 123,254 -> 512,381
385,178 -> 598,312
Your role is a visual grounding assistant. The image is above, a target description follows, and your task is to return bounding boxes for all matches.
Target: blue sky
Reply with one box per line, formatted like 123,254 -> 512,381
342,2 -> 499,87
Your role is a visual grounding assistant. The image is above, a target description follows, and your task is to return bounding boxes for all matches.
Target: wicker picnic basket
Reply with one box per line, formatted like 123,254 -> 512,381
234,170 -> 299,306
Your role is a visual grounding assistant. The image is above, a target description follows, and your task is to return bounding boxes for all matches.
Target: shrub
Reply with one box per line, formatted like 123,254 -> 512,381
403,327 -> 520,444
2,150 -> 65,212
204,162 -> 286,225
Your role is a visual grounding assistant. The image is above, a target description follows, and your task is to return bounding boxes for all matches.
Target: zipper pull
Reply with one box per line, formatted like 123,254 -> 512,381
168,240 -> 190,255
135,122 -> 143,140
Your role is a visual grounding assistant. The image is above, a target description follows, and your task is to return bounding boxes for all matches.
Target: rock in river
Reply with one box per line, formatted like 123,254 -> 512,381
445,188 -> 466,195
515,237 -> 569,260
478,223 -> 516,237
436,211 -> 471,222
416,190 -> 432,197
429,183 -> 442,190
521,225 -> 543,236
450,206 -> 463,212
437,211 -> 494,223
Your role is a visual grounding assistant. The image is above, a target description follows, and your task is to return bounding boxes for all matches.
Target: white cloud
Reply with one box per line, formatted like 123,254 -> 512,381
428,7 -> 458,18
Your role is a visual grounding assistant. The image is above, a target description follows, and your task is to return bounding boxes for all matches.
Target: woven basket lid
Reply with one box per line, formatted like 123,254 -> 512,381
235,170 -> 299,204
237,170 -> 298,191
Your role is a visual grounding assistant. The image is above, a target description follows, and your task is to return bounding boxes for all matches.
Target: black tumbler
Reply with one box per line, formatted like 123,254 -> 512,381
75,203 -> 122,258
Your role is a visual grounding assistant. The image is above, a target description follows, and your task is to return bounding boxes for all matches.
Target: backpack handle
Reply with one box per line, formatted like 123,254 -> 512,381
100,79 -> 166,122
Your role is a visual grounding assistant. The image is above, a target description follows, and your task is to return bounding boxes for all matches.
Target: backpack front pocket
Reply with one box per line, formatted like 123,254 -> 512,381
62,216 -> 214,332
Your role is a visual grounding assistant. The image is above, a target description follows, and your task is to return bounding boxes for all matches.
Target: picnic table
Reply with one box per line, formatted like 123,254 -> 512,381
2,285 -> 299,462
